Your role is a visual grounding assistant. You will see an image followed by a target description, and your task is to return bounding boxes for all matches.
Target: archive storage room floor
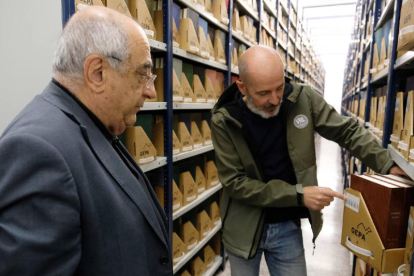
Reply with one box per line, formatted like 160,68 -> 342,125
4,0 -> 414,275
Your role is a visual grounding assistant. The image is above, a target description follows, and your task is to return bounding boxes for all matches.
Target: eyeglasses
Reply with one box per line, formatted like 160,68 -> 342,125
106,56 -> 157,88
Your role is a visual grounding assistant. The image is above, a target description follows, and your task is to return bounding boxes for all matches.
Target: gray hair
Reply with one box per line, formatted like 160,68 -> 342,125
53,12 -> 130,81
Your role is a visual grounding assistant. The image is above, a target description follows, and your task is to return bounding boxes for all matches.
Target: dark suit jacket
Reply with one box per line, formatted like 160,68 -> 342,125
0,81 -> 172,275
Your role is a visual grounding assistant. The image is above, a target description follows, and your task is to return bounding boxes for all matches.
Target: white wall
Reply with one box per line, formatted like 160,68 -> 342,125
0,1 -> 62,134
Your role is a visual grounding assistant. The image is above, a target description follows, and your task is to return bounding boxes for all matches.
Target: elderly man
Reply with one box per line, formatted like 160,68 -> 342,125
211,45 -> 407,276
0,7 -> 171,276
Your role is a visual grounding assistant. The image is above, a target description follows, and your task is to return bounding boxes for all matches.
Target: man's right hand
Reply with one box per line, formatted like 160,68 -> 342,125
303,186 -> 346,211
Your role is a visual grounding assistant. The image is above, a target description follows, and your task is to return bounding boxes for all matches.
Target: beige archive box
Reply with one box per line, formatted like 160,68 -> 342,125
180,221 -> 199,252
125,126 -> 157,165
173,69 -> 185,103
129,0 -> 157,40
341,188 -> 404,273
106,0 -> 131,17
198,26 -> 210,60
75,0 -> 104,11
181,270 -> 191,276
197,210 -> 213,240
191,121 -> 204,149
179,18 -> 200,54
204,245 -> 216,269
201,120 -> 212,146
193,75 -> 208,103
399,90 -> 414,160
213,0 -> 229,25
154,180 -> 182,212
172,232 -> 187,264
191,256 -> 206,276
181,73 -> 195,103
195,166 -> 206,195
210,201 -> 221,226
205,76 -> 217,103
179,171 -> 197,205
399,207 -> 414,276
390,92 -> 404,148
398,0 -> 414,51
207,34 -> 216,61
205,161 -> 219,189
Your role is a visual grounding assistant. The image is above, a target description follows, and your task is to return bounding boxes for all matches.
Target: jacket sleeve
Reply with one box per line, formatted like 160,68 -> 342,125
309,87 -> 395,174
0,133 -> 81,275
211,113 -> 304,208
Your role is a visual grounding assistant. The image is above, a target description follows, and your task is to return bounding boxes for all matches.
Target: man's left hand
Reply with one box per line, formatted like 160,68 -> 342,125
389,166 -> 412,180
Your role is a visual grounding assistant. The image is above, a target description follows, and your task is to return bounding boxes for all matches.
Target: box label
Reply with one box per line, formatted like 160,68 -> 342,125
345,192 -> 360,213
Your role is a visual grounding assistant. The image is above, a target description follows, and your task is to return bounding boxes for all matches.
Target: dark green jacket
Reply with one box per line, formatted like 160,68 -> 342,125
211,79 -> 395,259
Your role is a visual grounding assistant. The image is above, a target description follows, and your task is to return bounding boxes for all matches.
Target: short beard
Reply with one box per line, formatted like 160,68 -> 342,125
245,94 -> 282,119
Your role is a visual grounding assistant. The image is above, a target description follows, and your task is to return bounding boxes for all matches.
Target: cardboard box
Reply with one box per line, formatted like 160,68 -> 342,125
153,59 -> 164,101
180,73 -> 194,103
129,0 -> 157,39
197,210 -> 212,240
205,76 -> 217,103
341,188 -> 405,273
371,43 -> 380,77
207,34 -> 216,61
399,90 -> 414,160
214,30 -> 226,64
195,166 -> 206,195
154,180 -> 182,212
191,121 -> 203,149
397,0 -> 414,51
178,122 -> 194,152
400,207 -> 414,276
173,69 -> 185,103
179,171 -> 197,205
154,10 -> 163,42
204,245 -> 216,268
191,256 -> 206,276
390,92 -> 404,148
180,221 -> 199,251
233,7 -> 242,34
75,0 -> 103,11
173,232 -> 187,263
173,130 -> 182,155
181,270 -> 191,276
213,0 -> 229,25
125,126 -> 157,165
205,161 -> 219,189
201,120 -> 212,146
106,0 -> 131,17
179,18 -> 200,54
193,75 -> 208,103
210,201 -> 221,226
198,25 -> 210,59
354,258 -> 371,276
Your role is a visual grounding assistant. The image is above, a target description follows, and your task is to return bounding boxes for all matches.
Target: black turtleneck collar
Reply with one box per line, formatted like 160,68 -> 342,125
52,78 -> 114,142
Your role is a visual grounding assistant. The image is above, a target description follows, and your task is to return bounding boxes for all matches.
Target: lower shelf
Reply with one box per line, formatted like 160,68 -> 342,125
173,223 -> 222,274
205,255 -> 223,276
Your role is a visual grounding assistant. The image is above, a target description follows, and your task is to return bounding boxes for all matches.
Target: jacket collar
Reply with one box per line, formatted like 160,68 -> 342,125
41,81 -> 169,248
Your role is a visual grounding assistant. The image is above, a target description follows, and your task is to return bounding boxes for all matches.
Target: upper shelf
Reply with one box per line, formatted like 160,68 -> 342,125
173,144 -> 214,162
141,102 -> 167,111
375,0 -> 395,31
388,144 -> 414,180
173,47 -> 228,71
149,39 -> 167,52
232,31 -> 254,47
263,0 -> 277,18
395,51 -> 414,70
176,0 -> 229,32
234,0 -> 259,21
173,103 -> 215,110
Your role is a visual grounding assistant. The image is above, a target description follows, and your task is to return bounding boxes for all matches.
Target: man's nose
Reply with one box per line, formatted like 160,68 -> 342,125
269,92 -> 281,106
144,84 -> 157,100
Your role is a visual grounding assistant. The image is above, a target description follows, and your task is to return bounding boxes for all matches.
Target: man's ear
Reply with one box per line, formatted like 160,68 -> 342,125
83,54 -> 105,94
236,80 -> 247,96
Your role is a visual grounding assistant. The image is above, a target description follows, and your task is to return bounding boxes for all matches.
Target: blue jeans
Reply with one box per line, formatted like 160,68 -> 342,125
226,220 -> 307,276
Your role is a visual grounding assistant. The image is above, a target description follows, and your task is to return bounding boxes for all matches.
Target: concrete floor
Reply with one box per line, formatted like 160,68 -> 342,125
217,135 -> 352,276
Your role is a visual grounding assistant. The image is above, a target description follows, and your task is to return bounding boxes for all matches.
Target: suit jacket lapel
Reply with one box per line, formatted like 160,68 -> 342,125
42,82 -> 169,247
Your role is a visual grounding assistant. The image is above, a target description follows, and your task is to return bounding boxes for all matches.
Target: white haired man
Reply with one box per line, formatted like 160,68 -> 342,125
0,6 -> 171,275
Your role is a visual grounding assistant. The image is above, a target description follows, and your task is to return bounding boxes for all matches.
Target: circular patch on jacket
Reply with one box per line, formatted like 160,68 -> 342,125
294,115 -> 308,129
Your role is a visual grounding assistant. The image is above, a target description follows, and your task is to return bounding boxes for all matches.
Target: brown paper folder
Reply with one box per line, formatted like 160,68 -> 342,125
179,171 -> 197,205
178,122 -> 194,152
125,126 -> 157,165
191,121 -> 204,149
350,174 -> 405,249
213,0 -> 229,25
173,69 -> 185,102
201,120 -> 212,145
390,92 -> 404,148
173,232 -> 187,263
193,75 -> 208,103
129,0 -> 157,39
204,245 -> 216,268
181,74 -> 195,103
370,175 -> 414,248
197,210 -> 212,240
180,221 -> 199,251
107,0 -> 131,17
179,18 -> 200,54
205,161 -> 219,189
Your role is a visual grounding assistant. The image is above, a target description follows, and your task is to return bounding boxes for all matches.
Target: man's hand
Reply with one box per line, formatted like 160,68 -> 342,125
389,166 -> 412,180
303,186 -> 346,211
